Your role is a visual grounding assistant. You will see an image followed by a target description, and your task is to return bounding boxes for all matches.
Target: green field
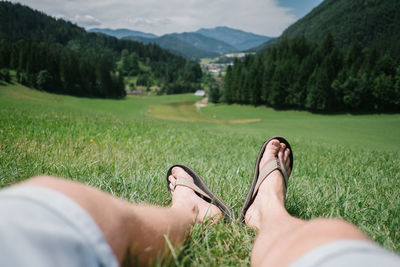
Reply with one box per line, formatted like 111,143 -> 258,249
1,82 -> 399,265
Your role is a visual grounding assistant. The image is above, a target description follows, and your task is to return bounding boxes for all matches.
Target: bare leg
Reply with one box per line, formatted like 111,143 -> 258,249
19,167 -> 221,266
245,140 -> 369,266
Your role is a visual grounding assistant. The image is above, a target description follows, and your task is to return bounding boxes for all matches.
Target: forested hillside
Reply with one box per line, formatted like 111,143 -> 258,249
168,32 -> 237,55
219,0 -> 400,112
259,0 -> 400,58
88,28 -> 157,39
123,35 -> 219,60
196,27 -> 272,51
0,2 -> 202,97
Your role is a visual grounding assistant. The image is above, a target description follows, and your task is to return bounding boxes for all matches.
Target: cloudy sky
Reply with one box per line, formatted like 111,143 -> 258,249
11,0 -> 323,37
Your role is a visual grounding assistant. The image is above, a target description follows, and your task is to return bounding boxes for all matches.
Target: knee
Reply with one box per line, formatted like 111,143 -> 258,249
305,218 -> 368,240
23,175 -> 63,186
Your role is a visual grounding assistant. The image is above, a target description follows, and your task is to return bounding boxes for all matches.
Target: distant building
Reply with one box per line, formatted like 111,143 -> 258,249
214,77 -> 222,83
209,68 -> 220,73
225,52 -> 246,58
126,89 -> 142,96
194,90 -> 206,97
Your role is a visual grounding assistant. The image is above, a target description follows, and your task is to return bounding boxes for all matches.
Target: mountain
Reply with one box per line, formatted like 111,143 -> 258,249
196,26 -> 273,51
167,32 -> 237,55
257,0 -> 400,57
0,2 -> 203,97
123,35 -> 219,60
91,27 -> 270,59
88,28 -> 157,39
124,32 -> 236,60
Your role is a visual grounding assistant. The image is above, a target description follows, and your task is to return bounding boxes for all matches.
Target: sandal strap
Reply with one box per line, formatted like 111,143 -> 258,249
278,157 -> 289,188
252,157 -> 288,199
174,176 -> 211,200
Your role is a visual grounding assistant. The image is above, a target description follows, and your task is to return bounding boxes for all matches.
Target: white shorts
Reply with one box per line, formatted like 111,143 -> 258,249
0,185 -> 119,267
291,239 -> 400,267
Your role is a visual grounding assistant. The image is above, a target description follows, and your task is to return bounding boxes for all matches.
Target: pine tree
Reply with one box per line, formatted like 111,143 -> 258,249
261,58 -> 275,106
36,69 -> 53,91
224,65 -> 233,103
373,73 -> 396,111
306,68 -> 330,111
250,55 -> 263,105
209,83 -> 220,103
394,67 -> 400,109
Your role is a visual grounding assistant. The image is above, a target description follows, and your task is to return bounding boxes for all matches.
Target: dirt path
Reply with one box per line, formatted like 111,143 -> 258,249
147,98 -> 261,125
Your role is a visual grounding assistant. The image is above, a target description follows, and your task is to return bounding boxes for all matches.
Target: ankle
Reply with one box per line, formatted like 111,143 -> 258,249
171,202 -> 198,223
258,171 -> 286,200
247,192 -> 287,228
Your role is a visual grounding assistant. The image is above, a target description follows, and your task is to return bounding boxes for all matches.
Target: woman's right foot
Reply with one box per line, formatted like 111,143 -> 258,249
245,139 -> 292,230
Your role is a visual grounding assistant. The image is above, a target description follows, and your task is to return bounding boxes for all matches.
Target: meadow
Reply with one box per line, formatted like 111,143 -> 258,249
1,82 -> 399,266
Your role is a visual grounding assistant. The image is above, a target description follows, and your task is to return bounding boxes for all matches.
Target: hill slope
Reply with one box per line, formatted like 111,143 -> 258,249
88,28 -> 157,39
167,32 -> 237,55
0,2 -> 203,97
1,83 -> 400,266
258,0 -> 400,56
222,0 -> 400,113
196,26 -> 273,51
123,35 -> 219,60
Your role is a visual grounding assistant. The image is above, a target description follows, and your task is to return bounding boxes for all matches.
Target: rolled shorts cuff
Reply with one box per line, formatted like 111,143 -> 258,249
291,239 -> 400,267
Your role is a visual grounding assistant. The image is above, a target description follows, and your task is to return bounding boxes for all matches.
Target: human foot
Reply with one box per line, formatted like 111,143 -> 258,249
168,167 -> 222,224
245,139 -> 292,230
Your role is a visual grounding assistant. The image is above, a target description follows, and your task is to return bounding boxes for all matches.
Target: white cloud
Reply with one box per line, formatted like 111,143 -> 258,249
10,0 -> 297,36
127,18 -> 173,28
72,15 -> 101,27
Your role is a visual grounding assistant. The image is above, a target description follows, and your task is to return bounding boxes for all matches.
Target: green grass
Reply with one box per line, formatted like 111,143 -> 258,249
1,82 -> 400,265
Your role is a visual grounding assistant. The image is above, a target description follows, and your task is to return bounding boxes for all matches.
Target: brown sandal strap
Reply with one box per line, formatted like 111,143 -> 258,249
175,176 -> 211,200
252,157 -> 288,199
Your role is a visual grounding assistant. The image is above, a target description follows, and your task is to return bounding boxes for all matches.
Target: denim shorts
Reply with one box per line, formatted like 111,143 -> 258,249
0,185 -> 119,267
291,239 -> 400,267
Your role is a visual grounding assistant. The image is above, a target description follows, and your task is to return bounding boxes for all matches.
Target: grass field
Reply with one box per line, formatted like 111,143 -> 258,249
1,82 -> 399,266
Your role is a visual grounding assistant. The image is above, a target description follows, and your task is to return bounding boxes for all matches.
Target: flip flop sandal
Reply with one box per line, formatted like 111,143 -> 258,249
239,136 -> 294,222
166,164 -> 233,222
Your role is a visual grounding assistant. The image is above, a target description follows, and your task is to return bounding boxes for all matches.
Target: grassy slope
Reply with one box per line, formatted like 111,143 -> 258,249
1,83 -> 399,265
203,104 -> 400,152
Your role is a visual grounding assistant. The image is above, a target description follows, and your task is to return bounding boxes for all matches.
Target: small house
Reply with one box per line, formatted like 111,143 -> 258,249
194,90 -> 206,97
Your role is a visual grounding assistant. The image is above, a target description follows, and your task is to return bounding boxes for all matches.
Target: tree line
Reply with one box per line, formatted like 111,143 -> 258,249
0,2 -> 202,97
0,40 -> 126,98
216,35 -> 400,112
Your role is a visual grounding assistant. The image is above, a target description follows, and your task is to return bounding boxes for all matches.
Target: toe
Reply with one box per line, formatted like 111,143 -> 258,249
284,148 -> 290,161
172,167 -> 192,180
259,139 -> 281,172
168,175 -> 176,191
170,167 -> 195,195
265,139 -> 280,155
283,148 -> 290,168
171,167 -> 181,177
283,148 -> 292,176
172,167 -> 195,187
278,144 -> 285,160
280,142 -> 286,151
270,139 -> 281,150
